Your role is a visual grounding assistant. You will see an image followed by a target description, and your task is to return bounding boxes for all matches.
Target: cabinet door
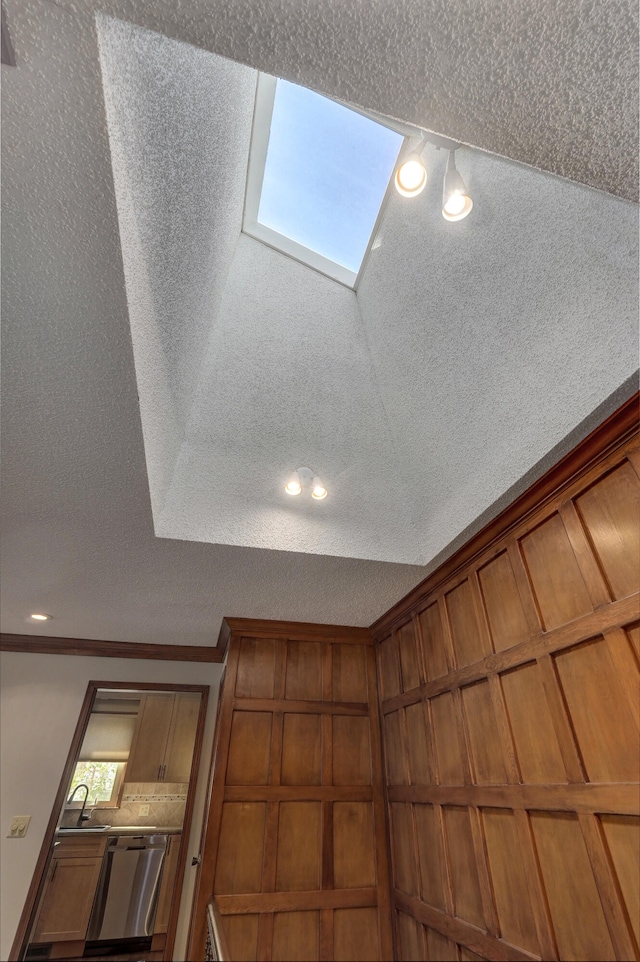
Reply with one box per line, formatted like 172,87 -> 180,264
33,856 -> 103,943
163,693 -> 200,783
154,834 -> 182,934
126,693 -> 174,783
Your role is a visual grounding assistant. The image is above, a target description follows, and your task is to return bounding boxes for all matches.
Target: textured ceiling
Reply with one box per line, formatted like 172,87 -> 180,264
1,0 -> 638,646
47,0 -> 638,201
99,20 -> 638,564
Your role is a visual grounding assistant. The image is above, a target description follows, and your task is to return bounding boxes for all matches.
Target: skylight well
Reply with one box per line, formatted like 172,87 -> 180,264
243,75 -> 404,287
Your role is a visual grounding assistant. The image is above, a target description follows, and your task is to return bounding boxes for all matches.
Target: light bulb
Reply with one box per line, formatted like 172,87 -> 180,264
30,613 -> 51,621
395,158 -> 427,197
442,151 -> 473,221
311,476 -> 327,500
443,192 -> 466,216
285,471 -> 302,495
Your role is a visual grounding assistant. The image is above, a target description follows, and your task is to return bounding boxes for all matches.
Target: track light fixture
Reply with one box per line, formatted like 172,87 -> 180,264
285,467 -> 328,500
394,135 -> 473,220
442,150 -> 473,221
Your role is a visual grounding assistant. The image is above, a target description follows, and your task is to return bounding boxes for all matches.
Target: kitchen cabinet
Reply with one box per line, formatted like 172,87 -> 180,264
33,835 -> 106,945
126,692 -> 200,783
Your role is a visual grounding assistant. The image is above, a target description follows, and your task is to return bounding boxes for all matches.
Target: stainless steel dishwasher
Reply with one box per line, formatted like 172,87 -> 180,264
87,834 -> 167,941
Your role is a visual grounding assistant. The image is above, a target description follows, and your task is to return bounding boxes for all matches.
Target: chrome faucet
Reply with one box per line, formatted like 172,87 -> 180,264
67,783 -> 91,827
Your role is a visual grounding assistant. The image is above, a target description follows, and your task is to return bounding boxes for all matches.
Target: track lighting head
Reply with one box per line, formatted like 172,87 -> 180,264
311,476 -> 327,500
442,150 -> 473,221
285,470 -> 302,495
395,152 -> 427,198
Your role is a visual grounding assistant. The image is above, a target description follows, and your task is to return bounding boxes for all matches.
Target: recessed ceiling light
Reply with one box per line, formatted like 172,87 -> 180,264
30,613 -> 51,621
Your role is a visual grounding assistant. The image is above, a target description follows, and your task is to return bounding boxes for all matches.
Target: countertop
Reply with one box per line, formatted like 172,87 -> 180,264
56,825 -> 182,836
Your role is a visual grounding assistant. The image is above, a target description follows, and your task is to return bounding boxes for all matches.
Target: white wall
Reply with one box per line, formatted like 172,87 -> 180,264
0,651 -> 223,961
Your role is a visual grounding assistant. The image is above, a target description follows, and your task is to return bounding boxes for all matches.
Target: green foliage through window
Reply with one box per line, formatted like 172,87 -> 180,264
69,761 -> 121,804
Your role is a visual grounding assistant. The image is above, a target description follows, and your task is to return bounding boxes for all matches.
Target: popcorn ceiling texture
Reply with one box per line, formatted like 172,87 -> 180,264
98,15 -> 256,516
58,0 -> 638,202
101,26 -> 638,564
1,0 -> 637,643
158,235 -> 421,563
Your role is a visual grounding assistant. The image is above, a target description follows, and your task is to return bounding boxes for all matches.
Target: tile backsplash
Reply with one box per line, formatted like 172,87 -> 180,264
61,782 -> 188,829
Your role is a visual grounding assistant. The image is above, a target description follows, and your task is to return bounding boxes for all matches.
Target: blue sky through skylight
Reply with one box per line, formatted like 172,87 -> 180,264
257,80 -> 403,274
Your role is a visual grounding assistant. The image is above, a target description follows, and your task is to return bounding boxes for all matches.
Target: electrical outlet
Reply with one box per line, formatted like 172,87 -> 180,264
8,816 -> 31,838
138,804 -> 150,816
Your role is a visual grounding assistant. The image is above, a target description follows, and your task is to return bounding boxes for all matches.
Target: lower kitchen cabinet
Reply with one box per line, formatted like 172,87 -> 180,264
33,836 -> 106,944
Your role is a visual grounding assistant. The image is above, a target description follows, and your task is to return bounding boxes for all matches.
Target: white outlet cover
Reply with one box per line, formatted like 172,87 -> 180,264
138,804 -> 150,816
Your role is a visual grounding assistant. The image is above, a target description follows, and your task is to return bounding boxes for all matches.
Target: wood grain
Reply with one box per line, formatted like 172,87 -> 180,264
376,415 -> 640,962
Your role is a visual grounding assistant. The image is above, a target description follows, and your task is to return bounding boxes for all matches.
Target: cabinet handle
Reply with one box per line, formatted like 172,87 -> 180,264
50,861 -> 58,883
157,764 -> 162,781
161,764 -> 166,780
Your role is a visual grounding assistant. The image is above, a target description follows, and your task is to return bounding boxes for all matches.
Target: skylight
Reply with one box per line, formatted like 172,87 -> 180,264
243,75 -> 404,287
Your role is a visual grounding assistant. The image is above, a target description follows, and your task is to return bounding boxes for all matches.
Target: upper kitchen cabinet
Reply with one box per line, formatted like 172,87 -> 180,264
126,692 -> 200,783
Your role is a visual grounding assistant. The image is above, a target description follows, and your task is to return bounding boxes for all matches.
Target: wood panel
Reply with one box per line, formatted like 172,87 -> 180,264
200,624 -> 392,962
376,419 -> 640,960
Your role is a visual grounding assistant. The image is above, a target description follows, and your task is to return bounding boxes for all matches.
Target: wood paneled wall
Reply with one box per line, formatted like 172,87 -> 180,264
195,621 -> 393,962
374,419 -> 640,960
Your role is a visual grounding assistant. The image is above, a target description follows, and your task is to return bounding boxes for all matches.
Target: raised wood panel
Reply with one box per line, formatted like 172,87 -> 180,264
281,713 -> 322,785
378,635 -> 401,700
332,715 -> 372,786
235,637 -> 277,698
334,907 -> 381,961
482,809 -> 540,956
425,926 -> 459,961
461,681 -> 507,785
430,693 -> 465,786
332,644 -> 368,703
418,603 -> 449,680
398,622 -> 422,692
414,804 -> 445,911
445,580 -> 490,668
285,641 -> 323,701
384,710 -> 408,785
215,803 -> 266,895
520,514 -> 593,630
377,402 -> 639,961
478,551 -> 531,652
272,911 -> 319,961
404,701 -> 433,785
397,911 -> 424,961
500,662 -> 567,784
600,815 -> 640,949
530,811 -> 616,961
276,801 -> 322,892
333,802 -> 376,889
443,806 -> 485,930
391,803 -> 419,897
554,637 -> 640,782
221,914 -> 260,962
575,462 -> 640,600
226,711 -> 272,785
204,627 -> 391,962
